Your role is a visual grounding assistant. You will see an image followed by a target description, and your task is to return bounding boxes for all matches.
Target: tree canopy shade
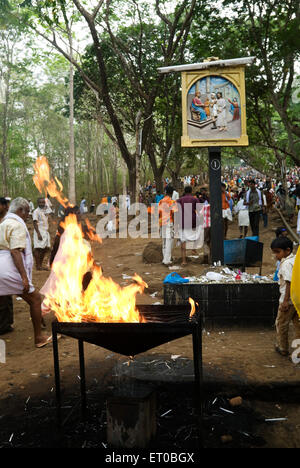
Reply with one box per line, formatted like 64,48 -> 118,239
5,0 -> 202,197
0,0 -> 299,199
190,0 -> 300,166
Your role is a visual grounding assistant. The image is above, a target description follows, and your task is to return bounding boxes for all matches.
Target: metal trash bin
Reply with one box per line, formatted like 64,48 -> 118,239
224,239 -> 263,274
164,282 -> 280,328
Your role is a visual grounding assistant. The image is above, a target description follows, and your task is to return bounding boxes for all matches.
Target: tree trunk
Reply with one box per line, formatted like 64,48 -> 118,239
0,74 -> 10,195
120,159 -> 127,209
68,31 -> 76,204
112,144 -> 118,195
93,122 -> 100,198
103,159 -> 110,194
128,166 -> 136,201
135,111 -> 142,203
153,166 -> 164,193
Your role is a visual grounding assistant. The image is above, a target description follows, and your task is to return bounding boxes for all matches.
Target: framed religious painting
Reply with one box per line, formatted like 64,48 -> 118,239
180,64 -> 250,148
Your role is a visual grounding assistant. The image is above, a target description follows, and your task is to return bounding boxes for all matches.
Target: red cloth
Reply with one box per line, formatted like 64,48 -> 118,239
202,205 -> 211,228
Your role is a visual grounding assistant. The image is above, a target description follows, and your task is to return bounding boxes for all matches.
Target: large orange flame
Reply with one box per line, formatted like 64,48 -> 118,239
42,215 -> 147,323
33,156 -> 69,208
33,157 -> 147,323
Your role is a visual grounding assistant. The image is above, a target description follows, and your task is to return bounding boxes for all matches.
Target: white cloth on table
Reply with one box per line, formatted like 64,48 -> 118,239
0,213 -> 34,295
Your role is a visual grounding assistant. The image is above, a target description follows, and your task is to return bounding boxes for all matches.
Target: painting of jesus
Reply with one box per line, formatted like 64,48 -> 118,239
187,75 -> 241,140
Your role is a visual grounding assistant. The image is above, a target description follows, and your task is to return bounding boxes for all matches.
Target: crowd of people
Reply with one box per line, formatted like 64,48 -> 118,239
138,171 -> 300,242
153,177 -> 300,358
1,166 -> 300,358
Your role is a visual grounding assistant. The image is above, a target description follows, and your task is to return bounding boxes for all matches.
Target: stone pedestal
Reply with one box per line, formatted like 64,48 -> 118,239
107,386 -> 156,448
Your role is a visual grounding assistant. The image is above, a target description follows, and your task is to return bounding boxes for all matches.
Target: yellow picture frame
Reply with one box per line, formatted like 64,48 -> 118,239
181,65 -> 249,147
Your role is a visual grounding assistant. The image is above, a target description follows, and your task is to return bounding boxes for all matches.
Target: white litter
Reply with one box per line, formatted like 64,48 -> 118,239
265,418 -> 287,422
150,292 -> 158,297
220,407 -> 234,414
206,272 -> 224,281
180,267 -> 275,284
171,355 -> 181,360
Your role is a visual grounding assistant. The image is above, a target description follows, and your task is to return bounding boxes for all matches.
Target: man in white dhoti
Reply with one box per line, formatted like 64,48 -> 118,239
216,92 -> 227,132
0,197 -> 51,347
158,186 -> 178,265
234,195 -> 249,238
33,197 -> 51,270
176,186 -> 204,266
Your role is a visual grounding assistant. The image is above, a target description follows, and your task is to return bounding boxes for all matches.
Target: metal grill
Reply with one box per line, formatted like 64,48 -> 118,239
51,304 -> 203,445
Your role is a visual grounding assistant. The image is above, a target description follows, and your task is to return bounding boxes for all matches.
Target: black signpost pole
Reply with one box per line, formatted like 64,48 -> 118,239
208,147 -> 224,265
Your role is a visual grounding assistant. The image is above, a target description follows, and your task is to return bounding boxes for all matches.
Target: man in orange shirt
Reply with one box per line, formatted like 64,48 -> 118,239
221,183 -> 232,239
158,186 -> 178,265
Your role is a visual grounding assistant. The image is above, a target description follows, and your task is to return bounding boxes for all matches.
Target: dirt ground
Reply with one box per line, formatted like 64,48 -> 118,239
0,208 -> 299,449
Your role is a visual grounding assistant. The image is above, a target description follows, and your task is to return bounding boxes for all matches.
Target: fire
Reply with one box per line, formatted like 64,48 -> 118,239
33,156 -> 69,208
85,218 -> 102,244
42,215 -> 147,322
33,157 -> 147,323
189,298 -> 197,319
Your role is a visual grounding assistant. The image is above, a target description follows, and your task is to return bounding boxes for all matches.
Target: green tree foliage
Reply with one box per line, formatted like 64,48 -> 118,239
190,0 -> 300,171
0,0 -> 299,199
